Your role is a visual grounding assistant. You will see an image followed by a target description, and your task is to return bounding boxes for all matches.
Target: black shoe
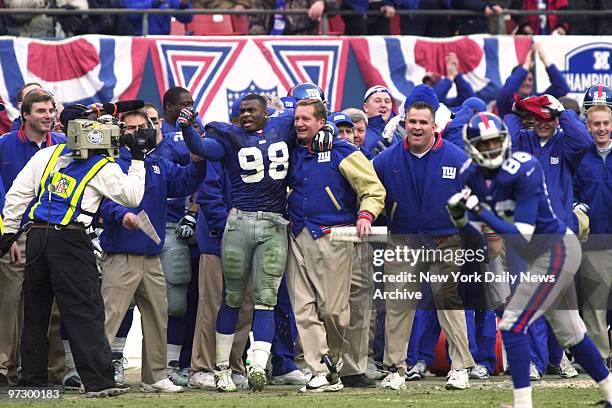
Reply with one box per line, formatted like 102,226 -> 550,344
340,373 -> 375,388
0,374 -> 7,387
545,363 -> 561,376
85,383 -> 130,398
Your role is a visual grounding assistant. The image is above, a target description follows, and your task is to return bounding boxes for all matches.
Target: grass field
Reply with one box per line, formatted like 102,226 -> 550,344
1,372 -> 606,407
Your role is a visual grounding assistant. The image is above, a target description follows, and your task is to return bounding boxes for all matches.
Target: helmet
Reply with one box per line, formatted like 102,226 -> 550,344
583,84 -> 612,113
288,82 -> 326,104
463,112 -> 510,170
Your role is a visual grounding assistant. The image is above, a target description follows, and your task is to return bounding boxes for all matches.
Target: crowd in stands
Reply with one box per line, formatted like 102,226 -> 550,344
0,0 -> 610,37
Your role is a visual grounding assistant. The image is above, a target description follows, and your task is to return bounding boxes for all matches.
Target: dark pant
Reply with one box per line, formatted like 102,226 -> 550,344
400,0 -> 450,37
21,227 -> 115,392
341,2 -> 391,35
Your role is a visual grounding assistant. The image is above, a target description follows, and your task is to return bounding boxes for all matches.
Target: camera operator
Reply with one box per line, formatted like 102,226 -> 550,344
0,105 -> 147,397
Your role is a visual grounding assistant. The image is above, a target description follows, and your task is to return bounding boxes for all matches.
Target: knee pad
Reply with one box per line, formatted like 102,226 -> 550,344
262,245 -> 287,278
226,290 -> 244,309
222,248 -> 247,281
166,284 -> 188,317
256,288 -> 278,308
161,233 -> 192,286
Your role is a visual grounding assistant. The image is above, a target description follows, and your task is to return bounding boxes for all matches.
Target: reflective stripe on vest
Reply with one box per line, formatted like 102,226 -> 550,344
29,144 -> 113,225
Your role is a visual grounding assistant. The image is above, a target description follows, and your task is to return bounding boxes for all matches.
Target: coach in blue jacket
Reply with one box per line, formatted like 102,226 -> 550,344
574,104 -> 612,362
286,98 -> 385,392
373,100 -> 475,391
99,109 -> 205,393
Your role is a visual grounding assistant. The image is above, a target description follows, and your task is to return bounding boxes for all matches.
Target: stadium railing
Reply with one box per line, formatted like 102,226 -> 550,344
1,8 -> 611,36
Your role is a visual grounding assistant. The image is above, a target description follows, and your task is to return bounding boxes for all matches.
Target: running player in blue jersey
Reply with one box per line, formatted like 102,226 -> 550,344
179,93 -> 333,392
447,112 -> 612,408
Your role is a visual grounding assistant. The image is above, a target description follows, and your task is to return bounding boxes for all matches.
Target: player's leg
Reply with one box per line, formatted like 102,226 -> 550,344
527,318 -> 548,379
160,227 -> 191,385
215,210 -> 255,391
270,276 -> 307,385
499,234 -> 583,407
473,310 -> 497,376
111,308 -> 133,385
249,213 -> 289,390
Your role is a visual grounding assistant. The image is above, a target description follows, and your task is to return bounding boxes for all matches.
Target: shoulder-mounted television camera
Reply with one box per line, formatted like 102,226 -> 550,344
61,101 -> 157,159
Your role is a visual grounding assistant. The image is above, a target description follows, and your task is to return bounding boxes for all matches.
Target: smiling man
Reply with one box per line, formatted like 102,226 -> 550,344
287,98 -> 385,392
373,101 -> 475,392
361,85 -> 394,159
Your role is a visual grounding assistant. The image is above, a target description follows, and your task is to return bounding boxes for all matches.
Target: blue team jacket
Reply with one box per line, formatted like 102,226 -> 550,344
373,135 -> 468,235
99,147 -> 206,255
496,64 -> 570,118
0,129 -> 66,197
289,139 -> 379,239
505,110 -> 592,229
574,147 -> 612,250
195,161 -> 231,256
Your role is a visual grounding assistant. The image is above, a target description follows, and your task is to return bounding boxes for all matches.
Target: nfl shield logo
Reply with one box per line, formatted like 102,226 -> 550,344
226,81 -> 278,118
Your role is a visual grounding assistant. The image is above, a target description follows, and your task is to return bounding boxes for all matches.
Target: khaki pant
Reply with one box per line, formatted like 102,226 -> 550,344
384,235 -> 474,371
101,253 -> 167,384
341,243 -> 373,377
578,249 -> 612,359
286,230 -> 353,374
190,254 -> 253,374
0,235 -> 64,380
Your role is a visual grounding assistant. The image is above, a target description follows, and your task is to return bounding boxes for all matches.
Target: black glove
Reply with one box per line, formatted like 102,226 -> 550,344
123,133 -> 147,161
177,107 -> 197,128
176,210 -> 197,240
310,123 -> 335,153
0,233 -> 16,259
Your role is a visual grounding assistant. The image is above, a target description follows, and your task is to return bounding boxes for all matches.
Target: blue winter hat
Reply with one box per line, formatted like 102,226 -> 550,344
230,96 -> 244,120
462,97 -> 487,113
404,84 -> 440,112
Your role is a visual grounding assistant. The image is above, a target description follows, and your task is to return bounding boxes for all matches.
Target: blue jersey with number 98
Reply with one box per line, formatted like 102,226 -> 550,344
205,115 -> 295,214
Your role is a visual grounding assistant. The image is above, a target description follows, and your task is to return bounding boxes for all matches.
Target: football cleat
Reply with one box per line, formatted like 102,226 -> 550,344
247,366 -> 267,391
381,371 -> 406,390
188,371 -> 215,390
215,368 -> 237,392
299,372 -> 343,393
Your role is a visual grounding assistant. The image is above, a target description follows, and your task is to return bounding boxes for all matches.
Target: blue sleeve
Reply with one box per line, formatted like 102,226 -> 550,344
181,125 -> 225,161
453,74 -> 475,106
543,64 -> 570,98
99,199 -> 131,225
165,159 -> 207,198
558,110 -> 593,171
498,66 -> 528,118
503,113 -> 524,146
195,162 -> 229,234
433,78 -> 453,105
372,153 -> 384,180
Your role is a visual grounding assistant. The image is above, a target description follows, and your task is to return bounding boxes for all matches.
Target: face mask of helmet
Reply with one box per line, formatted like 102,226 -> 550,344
463,113 -> 511,170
